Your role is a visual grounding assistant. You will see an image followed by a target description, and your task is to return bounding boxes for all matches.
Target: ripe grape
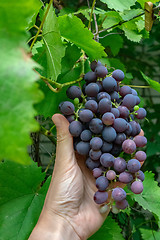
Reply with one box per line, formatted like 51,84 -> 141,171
89,149 -> 102,160
131,180 -> 143,194
135,170 -> 145,181
112,69 -> 125,82
76,141 -> 90,155
94,191 -> 108,204
93,168 -> 103,178
115,133 -> 126,145
90,137 -> 103,150
90,60 -> 102,71
66,85 -> 82,99
85,100 -> 98,113
89,118 -> 103,134
66,115 -> 75,123
102,126 -> 117,142
96,176 -> 109,191
79,109 -> 93,122
84,71 -> 97,83
116,199 -> 128,209
127,159 -> 141,173
95,66 -> 108,78
98,98 -> 112,114
100,153 -> 115,168
86,158 -> 100,170
119,86 -> 132,97
60,101 -> 75,115
113,118 -> 128,133
129,121 -> 141,137
119,172 -> 133,183
131,89 -> 138,96
122,139 -> 136,154
96,81 -> 103,91
118,106 -> 129,119
102,77 -> 117,92
97,92 -> 111,101
114,157 -> 126,173
135,151 -> 147,162
101,141 -> 113,152
102,112 -> 115,126
111,108 -> 120,118
110,91 -> 119,101
80,129 -> 92,142
85,83 -> 99,97
122,94 -> 137,110
112,187 -> 126,201
133,136 -> 147,147
106,170 -> 116,180
135,108 -> 147,119
69,121 -> 83,137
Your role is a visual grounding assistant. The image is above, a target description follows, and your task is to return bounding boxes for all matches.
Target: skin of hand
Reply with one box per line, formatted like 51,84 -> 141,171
29,114 -> 144,240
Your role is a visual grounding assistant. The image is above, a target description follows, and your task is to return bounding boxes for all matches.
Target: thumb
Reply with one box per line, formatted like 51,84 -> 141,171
52,114 -> 75,167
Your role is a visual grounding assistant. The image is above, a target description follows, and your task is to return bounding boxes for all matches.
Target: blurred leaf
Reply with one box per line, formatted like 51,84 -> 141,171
140,228 -> 160,239
120,9 -> 143,21
122,21 -> 142,42
102,11 -> 121,29
141,72 -> 160,93
100,0 -> 136,12
137,0 -> 158,8
100,34 -> 123,56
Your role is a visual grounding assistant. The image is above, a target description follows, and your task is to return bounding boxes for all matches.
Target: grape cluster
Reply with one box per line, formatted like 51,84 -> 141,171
59,60 -> 147,213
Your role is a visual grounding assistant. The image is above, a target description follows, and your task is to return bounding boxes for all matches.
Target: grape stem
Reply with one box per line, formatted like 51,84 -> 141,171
88,0 -> 96,30
120,84 -> 151,88
40,125 -> 57,144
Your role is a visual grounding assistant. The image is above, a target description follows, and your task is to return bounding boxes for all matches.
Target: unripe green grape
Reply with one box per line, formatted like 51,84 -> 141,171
111,205 -> 119,214
99,204 -> 108,214
74,98 -> 79,105
134,105 -> 139,111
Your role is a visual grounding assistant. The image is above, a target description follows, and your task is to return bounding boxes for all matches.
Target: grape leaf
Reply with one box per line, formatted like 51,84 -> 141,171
140,228 -> 160,240
100,0 -> 136,12
43,5 -> 66,80
120,9 -> 143,21
136,19 -> 145,32
133,171 -> 160,222
58,14 -> 107,60
141,72 -> 160,93
100,34 -> 123,56
102,11 -> 121,29
122,21 -> 142,42
89,216 -> 124,240
0,160 -> 51,240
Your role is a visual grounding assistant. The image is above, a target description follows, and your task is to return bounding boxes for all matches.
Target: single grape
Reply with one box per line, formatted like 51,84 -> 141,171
79,109 -> 93,122
90,137 -> 103,150
76,141 -> 90,155
115,133 -> 126,145
122,94 -> 137,110
119,86 -> 132,97
125,123 -> 133,136
90,60 -> 102,72
122,139 -> 136,154
60,101 -> 75,115
69,121 -> 83,137
85,100 -> 98,113
127,159 -> 141,173
102,77 -> 117,92
95,66 -> 108,78
135,108 -> 147,119
66,115 -> 75,123
111,205 -> 119,214
74,98 -> 79,105
113,118 -> 128,133
116,199 -> 128,209
133,136 -> 147,147
101,141 -> 113,153
89,118 -> 103,134
85,83 -> 99,97
93,168 -> 103,178
66,85 -> 82,99
80,129 -> 92,142
131,180 -> 143,194
129,121 -> 141,137
131,88 -> 138,96
111,108 -> 120,118
97,92 -> 111,101
102,126 -> 117,142
135,96 -> 141,105
102,112 -> 115,126
112,69 -> 125,82
135,170 -> 145,181
114,157 -> 126,173
118,106 -> 129,119
94,191 -> 108,204
99,205 -> 108,214
110,91 -> 119,101
96,81 -> 103,92
135,151 -> 147,162
106,170 -> 116,180
134,105 -> 139,111
100,153 -> 115,168
96,176 -> 109,191
89,149 -> 102,160
112,187 -> 126,202
84,71 -> 97,83
119,172 -> 133,183
98,98 -> 112,114
86,158 -> 100,170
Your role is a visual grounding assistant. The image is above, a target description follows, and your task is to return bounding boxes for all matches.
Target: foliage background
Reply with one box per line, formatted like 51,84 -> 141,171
0,0 -> 160,239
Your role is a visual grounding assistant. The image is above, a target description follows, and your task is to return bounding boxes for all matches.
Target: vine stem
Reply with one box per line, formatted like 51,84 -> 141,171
88,0 -> 96,30
120,84 -> 151,88
30,0 -> 54,49
44,154 -> 55,173
40,126 -> 57,144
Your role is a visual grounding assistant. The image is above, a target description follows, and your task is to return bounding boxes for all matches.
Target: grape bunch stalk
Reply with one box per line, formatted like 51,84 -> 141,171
59,60 -> 147,213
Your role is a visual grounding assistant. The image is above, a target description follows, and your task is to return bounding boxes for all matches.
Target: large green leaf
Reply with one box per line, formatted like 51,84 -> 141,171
100,0 -> 136,12
100,34 -> 123,56
120,9 -> 143,21
102,11 -> 121,29
58,14 -> 107,60
89,216 -> 124,240
43,5 -> 66,80
0,160 -> 51,240
133,171 -> 160,222
140,228 -> 160,240
141,72 -> 160,93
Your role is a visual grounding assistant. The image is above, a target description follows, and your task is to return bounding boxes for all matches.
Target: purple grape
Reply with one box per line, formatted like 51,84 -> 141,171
90,137 -> 103,150
84,71 -> 97,83
93,168 -> 103,178
69,121 -> 83,137
79,109 -> 93,122
125,123 -> 132,136
66,85 -> 82,99
95,66 -> 108,78
76,141 -> 90,155
131,89 -> 138,96
86,96 -> 97,101
90,60 -> 102,72
89,149 -> 102,160
122,94 -> 137,110
114,157 -> 126,173
85,83 -> 99,97
89,118 -> 103,134
113,118 -> 128,133
131,180 -> 143,194
118,106 -> 129,119
106,170 -> 116,180
60,101 -> 75,115
96,176 -> 109,191
135,108 -> 147,119
119,172 -> 133,183
102,127 -> 117,142
135,96 -> 141,105
135,170 -> 145,181
100,153 -> 115,168
110,91 -> 119,101
101,141 -> 113,153
98,98 -> 112,114
86,158 -> 100,170
129,121 -> 141,137
116,199 -> 128,209
97,92 -> 111,101
133,136 -> 147,147
102,77 -> 117,92
119,86 -> 132,97
122,139 -> 136,154
66,115 -> 75,123
112,188 -> 126,201
102,112 -> 115,126
85,100 -> 98,113
80,130 -> 92,142
115,133 -> 126,145
135,151 -> 147,162
111,108 -> 120,118
127,159 -> 141,173
96,81 -> 103,92
112,69 -> 125,82
94,191 -> 108,204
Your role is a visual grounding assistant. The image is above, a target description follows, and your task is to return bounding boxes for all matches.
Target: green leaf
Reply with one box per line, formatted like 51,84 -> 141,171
100,0 -> 136,12
133,171 -> 160,222
58,14 -> 107,60
136,19 -> 145,32
137,0 -> 158,8
140,228 -> 160,240
141,72 -> 160,93
100,58 -> 126,73
0,160 -> 51,240
43,5 -> 66,80
89,216 -> 124,240
120,9 -> 143,21
100,34 -> 123,56
102,11 -> 121,29
122,20 -> 142,42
